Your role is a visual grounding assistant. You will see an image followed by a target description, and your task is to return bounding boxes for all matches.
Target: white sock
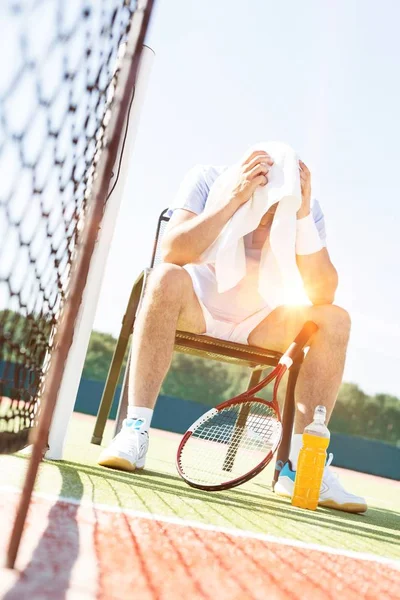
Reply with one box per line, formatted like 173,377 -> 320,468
127,406 -> 154,430
288,434 -> 303,471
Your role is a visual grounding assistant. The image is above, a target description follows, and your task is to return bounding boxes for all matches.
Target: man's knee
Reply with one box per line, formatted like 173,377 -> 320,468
318,305 -> 351,343
149,263 -> 192,300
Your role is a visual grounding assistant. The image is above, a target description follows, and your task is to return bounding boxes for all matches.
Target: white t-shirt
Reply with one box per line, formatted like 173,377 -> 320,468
167,165 -> 327,323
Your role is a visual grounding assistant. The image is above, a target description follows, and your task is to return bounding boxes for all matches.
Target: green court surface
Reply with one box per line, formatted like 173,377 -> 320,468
1,413 -> 399,562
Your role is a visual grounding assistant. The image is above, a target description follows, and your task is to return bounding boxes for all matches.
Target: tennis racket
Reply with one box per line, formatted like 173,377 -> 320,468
176,321 -> 318,491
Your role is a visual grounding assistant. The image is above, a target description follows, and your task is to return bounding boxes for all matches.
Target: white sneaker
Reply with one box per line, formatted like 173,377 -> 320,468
97,418 -> 149,472
274,454 -> 367,514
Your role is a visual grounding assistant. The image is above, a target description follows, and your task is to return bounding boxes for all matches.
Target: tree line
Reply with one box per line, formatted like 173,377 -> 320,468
1,310 -> 398,446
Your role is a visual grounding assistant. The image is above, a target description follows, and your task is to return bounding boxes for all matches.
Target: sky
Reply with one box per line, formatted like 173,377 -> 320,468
93,0 -> 400,398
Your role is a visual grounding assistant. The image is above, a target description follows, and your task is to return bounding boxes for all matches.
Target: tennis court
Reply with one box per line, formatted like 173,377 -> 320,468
1,413 -> 399,599
2,1 -> 400,598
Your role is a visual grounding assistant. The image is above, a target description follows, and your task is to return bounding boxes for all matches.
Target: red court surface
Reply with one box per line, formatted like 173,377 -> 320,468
1,491 -> 399,600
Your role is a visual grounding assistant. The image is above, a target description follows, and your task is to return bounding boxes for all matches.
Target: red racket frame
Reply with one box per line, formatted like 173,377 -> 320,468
176,321 -> 318,491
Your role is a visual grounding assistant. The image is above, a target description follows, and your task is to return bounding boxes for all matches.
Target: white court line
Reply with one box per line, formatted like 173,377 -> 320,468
364,495 -> 398,509
1,485 -> 399,571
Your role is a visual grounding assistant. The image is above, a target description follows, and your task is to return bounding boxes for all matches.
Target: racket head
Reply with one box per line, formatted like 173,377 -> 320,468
176,396 -> 282,491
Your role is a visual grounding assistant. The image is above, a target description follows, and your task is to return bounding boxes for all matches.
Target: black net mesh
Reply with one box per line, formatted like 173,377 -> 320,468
0,0 -> 141,454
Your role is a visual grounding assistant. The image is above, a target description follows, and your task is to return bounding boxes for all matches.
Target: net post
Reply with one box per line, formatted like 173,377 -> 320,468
45,45 -> 155,460
5,0 -> 156,569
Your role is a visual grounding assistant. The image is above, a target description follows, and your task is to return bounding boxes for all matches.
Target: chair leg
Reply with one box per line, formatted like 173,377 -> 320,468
113,346 -> 131,436
91,272 -> 144,445
91,329 -> 131,445
112,269 -> 152,437
272,364 -> 300,487
222,368 -> 263,472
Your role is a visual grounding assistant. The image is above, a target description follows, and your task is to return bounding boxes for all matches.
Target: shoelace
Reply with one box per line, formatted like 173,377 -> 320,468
326,452 -> 334,468
122,429 -> 147,456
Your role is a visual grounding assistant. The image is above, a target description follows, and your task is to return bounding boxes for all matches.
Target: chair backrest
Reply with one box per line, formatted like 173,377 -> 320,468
150,209 -> 170,268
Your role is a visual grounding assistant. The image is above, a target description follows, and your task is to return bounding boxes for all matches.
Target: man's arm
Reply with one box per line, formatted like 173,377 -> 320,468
296,160 -> 338,305
297,249 -> 338,305
161,150 -> 274,265
161,201 -> 241,265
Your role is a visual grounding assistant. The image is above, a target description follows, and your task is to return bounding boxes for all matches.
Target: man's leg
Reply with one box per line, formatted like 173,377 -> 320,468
249,304 -> 366,512
98,263 -> 206,471
248,303 -> 351,433
129,263 -> 206,409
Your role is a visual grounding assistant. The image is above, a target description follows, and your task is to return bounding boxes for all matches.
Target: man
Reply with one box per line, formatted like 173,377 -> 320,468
98,149 -> 367,514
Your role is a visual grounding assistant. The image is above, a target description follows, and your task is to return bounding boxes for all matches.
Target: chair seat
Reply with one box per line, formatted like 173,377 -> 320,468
175,331 -> 283,369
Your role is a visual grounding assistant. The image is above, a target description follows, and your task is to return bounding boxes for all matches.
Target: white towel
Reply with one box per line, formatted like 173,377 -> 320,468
200,141 -> 304,309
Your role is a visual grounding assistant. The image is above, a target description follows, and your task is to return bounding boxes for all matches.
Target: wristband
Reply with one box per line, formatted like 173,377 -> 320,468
296,214 -> 324,255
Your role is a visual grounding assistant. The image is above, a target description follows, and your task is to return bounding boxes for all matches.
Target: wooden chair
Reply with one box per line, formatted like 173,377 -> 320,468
91,209 -> 304,486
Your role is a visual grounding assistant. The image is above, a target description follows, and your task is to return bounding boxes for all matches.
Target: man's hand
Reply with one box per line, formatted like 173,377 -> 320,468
298,159 -> 311,219
230,150 -> 274,208
162,150 -> 272,265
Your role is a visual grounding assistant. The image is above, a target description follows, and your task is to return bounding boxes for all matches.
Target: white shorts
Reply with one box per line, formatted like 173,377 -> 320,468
195,296 -> 272,345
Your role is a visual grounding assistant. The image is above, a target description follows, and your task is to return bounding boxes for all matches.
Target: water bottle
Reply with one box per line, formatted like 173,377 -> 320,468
291,405 -> 330,510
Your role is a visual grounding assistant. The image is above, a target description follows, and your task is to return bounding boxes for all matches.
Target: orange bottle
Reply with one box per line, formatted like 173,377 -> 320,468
292,405 -> 330,510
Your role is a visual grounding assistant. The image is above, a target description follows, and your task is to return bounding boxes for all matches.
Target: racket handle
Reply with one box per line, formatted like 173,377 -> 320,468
283,321 -> 318,363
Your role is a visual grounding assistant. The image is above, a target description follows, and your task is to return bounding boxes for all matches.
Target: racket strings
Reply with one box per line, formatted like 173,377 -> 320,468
178,400 -> 282,487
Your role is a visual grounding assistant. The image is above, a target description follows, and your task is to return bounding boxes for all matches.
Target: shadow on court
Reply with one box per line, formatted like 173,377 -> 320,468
3,452 -> 399,600
46,457 -> 400,555
4,464 -> 83,600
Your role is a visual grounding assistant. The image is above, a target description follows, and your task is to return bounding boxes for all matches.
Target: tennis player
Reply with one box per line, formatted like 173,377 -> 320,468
98,149 -> 367,514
